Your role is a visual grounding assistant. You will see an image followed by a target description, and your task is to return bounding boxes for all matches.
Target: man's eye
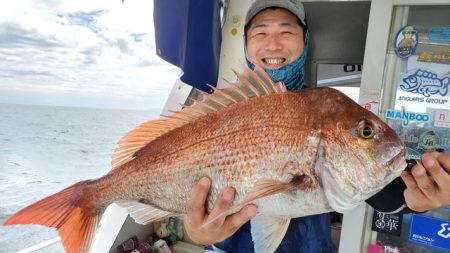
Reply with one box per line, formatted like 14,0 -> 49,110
252,33 -> 265,38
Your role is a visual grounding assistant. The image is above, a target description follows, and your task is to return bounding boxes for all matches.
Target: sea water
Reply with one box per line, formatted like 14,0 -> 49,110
0,103 -> 161,252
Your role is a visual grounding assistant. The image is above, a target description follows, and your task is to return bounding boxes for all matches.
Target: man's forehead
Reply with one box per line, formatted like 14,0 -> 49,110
249,8 -> 299,29
251,22 -> 295,30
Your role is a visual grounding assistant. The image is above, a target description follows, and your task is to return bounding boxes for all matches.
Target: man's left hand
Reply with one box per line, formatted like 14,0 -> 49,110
401,151 -> 450,212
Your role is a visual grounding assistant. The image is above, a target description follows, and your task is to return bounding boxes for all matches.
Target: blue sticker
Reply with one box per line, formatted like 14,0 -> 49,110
409,214 -> 450,251
386,106 -> 430,126
400,69 -> 450,97
429,27 -> 450,43
394,25 -> 419,59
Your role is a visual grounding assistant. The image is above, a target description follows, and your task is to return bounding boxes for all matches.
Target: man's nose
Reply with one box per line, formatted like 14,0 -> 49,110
265,35 -> 283,50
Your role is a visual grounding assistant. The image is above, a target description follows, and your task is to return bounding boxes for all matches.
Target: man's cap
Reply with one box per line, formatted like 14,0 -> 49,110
245,0 -> 306,27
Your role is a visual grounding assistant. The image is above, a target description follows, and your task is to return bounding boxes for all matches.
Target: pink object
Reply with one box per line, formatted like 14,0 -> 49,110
368,240 -> 410,253
131,242 -> 153,253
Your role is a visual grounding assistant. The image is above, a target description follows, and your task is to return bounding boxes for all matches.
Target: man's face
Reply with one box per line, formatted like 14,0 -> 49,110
246,8 -> 305,70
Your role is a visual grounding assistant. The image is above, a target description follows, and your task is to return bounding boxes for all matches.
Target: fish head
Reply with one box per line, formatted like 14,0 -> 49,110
314,88 -> 407,213
401,71 -> 422,90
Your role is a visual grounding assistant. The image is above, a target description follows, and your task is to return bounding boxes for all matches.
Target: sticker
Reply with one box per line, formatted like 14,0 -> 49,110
394,25 -> 419,59
372,211 -> 403,236
409,214 -> 450,251
367,240 -> 409,253
229,16 -> 241,37
400,69 -> 450,97
400,125 -> 450,160
417,130 -> 440,151
418,51 -> 450,65
367,240 -> 408,253
435,110 -> 450,128
386,106 -> 430,126
397,94 -> 448,105
359,89 -> 381,115
429,26 -> 450,43
363,100 -> 380,114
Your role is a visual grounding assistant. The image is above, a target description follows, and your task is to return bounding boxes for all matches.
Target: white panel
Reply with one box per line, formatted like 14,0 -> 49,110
359,1 -> 394,91
216,0 -> 251,88
90,204 -> 128,253
161,76 -> 193,115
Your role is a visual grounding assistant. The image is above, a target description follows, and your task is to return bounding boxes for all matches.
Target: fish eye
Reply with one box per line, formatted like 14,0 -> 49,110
358,121 -> 375,139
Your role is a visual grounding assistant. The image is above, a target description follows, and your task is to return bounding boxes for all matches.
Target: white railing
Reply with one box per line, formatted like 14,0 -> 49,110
16,237 -> 61,253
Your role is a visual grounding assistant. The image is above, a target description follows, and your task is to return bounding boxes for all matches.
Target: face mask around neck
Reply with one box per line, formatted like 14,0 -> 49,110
245,32 -> 309,91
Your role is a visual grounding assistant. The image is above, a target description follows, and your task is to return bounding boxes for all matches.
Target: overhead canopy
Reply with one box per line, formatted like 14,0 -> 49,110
153,0 -> 222,92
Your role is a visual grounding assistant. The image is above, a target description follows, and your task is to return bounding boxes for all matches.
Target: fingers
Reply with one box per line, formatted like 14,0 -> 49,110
184,179 -> 257,245
401,171 -> 429,212
419,153 -> 450,189
402,152 -> 450,212
401,171 -> 419,191
225,204 -> 258,232
186,177 -> 211,224
424,152 -> 450,175
205,187 -> 236,228
412,163 -> 437,198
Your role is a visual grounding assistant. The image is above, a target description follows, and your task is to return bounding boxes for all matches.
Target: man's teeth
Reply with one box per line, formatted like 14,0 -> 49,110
265,58 -> 284,65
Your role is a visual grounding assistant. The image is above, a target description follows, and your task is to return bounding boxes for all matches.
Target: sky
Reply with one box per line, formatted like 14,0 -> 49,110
0,0 -> 180,111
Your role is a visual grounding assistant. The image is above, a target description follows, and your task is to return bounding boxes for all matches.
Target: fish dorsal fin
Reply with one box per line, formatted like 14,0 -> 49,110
111,65 -> 287,170
115,200 -> 173,225
251,216 -> 290,253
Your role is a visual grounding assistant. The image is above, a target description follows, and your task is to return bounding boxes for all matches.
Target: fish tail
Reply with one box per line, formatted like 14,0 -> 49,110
4,180 -> 102,253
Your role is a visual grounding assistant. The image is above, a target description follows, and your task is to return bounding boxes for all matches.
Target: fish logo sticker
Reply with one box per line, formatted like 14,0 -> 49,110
400,69 -> 450,97
394,25 -> 418,58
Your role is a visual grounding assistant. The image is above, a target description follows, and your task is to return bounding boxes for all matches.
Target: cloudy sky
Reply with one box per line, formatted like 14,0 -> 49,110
0,0 -> 180,110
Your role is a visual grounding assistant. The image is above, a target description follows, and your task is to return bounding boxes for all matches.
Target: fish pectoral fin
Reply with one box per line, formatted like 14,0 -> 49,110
115,200 -> 172,225
251,215 -> 290,253
244,179 -> 294,203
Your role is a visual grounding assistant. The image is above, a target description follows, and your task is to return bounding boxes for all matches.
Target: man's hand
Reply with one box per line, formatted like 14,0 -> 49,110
184,177 -> 258,245
401,152 -> 450,212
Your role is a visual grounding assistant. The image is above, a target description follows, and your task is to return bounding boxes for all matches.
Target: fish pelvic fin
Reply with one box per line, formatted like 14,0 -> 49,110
251,216 -> 290,253
111,65 -> 287,170
4,181 -> 102,253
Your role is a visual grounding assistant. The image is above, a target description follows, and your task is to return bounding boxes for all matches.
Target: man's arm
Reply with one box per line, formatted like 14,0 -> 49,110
401,151 -> 450,212
183,177 -> 258,245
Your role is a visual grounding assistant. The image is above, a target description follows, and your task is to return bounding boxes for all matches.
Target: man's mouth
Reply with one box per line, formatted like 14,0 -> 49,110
262,57 -> 286,68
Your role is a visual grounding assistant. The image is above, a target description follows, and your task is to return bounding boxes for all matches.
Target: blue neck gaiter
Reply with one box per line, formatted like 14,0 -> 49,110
246,32 -> 309,91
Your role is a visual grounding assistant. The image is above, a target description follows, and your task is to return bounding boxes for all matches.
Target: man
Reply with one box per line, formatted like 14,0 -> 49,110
183,0 -> 450,252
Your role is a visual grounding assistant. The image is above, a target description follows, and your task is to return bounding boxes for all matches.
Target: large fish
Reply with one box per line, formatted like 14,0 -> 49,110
4,66 -> 407,253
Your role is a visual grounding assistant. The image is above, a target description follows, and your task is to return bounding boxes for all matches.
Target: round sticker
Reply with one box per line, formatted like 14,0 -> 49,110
394,25 -> 419,59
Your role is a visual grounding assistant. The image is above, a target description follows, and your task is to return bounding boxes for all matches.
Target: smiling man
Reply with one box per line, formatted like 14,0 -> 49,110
183,1 -> 335,252
245,1 -> 308,90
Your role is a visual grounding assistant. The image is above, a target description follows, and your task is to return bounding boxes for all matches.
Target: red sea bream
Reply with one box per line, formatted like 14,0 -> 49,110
4,66 -> 407,253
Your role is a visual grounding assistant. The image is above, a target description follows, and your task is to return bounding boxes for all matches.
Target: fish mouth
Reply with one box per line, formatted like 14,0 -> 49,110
387,146 -> 408,172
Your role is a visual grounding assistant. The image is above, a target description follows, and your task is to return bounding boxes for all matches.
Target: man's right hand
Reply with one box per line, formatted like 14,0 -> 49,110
184,177 -> 258,245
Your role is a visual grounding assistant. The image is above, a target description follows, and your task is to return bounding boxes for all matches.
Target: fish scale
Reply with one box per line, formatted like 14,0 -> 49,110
3,67 -> 407,253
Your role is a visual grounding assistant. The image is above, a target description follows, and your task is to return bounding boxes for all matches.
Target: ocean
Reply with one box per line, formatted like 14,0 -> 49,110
0,103 -> 161,253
